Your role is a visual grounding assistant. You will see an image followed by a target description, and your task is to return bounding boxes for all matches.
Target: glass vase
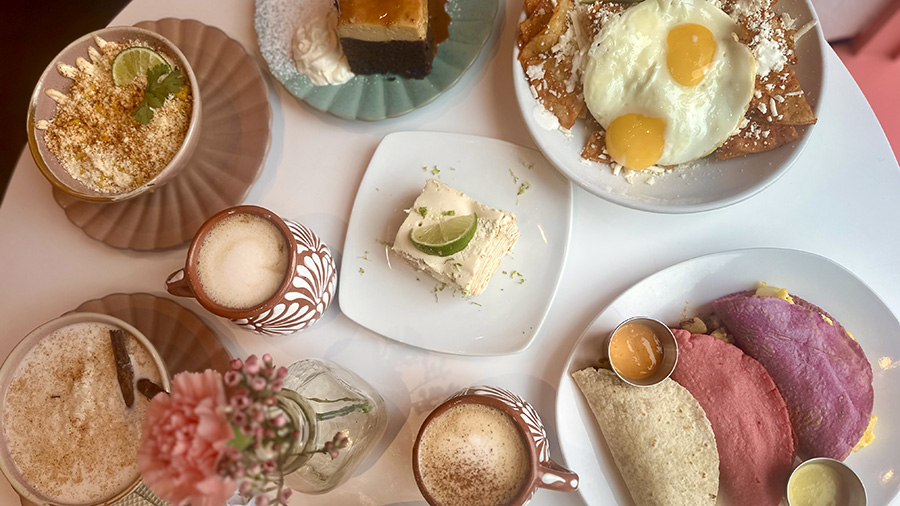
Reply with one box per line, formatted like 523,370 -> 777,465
276,359 -> 386,494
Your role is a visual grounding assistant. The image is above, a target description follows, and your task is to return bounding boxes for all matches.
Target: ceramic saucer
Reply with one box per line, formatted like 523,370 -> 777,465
16,293 -> 233,506
53,18 -> 271,251
70,292 -> 232,375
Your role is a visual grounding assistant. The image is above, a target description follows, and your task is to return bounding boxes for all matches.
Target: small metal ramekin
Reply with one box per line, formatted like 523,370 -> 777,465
606,316 -> 678,387
786,457 -> 867,506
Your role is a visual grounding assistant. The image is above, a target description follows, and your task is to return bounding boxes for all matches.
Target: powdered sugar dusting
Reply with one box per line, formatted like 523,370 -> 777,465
257,0 -> 354,85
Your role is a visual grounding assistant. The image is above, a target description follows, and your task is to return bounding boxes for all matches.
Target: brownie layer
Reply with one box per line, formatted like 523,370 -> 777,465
339,36 -> 435,79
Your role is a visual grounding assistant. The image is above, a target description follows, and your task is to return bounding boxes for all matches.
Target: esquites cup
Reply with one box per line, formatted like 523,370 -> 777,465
413,386 -> 579,506
0,312 -> 170,506
166,205 -> 337,335
27,25 -> 202,202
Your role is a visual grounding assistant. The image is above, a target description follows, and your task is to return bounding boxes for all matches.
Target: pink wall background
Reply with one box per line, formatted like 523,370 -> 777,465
830,0 -> 900,160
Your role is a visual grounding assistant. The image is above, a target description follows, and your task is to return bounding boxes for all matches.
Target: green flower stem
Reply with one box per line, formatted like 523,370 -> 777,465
306,396 -> 359,403
316,401 -> 371,421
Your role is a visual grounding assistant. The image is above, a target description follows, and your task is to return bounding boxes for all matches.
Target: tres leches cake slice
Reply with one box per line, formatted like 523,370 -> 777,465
392,179 -> 520,297
337,0 -> 435,79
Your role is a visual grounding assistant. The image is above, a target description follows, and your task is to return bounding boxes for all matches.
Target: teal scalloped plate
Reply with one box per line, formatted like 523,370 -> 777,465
254,0 -> 498,121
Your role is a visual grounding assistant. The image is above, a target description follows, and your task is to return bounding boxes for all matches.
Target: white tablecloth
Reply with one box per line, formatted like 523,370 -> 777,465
1,0 -> 898,505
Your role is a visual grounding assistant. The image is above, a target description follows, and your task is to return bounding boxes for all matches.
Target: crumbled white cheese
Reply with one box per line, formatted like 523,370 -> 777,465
532,104 -> 560,131
526,63 -> 545,82
754,37 -> 787,77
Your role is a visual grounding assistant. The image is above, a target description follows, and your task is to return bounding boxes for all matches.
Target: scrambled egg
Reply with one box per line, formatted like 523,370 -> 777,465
853,415 -> 877,452
755,282 -> 843,329
755,282 -> 794,304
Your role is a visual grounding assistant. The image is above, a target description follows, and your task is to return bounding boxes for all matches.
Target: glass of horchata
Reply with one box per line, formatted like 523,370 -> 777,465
0,313 -> 169,506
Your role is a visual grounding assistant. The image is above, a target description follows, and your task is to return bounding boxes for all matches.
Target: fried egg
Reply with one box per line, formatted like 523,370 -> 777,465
583,0 -> 755,170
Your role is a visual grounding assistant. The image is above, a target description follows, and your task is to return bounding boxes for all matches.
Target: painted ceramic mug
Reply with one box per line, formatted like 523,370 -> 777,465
413,386 -> 579,506
166,205 -> 336,335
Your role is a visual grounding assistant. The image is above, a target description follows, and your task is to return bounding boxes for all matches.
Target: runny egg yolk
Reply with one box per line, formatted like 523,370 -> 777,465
605,113 -> 666,171
666,23 -> 717,87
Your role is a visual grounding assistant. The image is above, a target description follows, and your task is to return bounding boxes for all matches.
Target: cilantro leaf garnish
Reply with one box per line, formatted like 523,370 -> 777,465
132,101 -> 154,125
131,64 -> 185,125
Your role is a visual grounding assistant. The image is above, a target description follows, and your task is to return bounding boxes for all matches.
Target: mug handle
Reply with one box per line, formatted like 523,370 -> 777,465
165,269 -> 194,298
536,458 -> 579,492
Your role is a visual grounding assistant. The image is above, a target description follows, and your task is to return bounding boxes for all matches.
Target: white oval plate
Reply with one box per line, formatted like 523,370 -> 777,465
512,0 -> 827,213
557,248 -> 900,505
339,132 -> 573,356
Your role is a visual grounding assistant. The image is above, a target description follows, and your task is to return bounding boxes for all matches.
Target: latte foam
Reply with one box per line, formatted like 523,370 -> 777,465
2,322 -> 162,504
418,403 -> 530,506
197,213 -> 289,309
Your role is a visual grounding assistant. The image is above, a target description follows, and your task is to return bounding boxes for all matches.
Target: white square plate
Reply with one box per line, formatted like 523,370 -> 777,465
339,132 -> 573,355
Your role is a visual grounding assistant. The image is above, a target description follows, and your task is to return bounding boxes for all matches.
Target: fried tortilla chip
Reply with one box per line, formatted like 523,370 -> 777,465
518,0 -> 572,60
519,2 -> 554,46
573,368 -> 719,506
750,67 -> 817,126
581,127 -> 613,163
521,54 -> 584,129
523,0 -> 546,16
716,120 -> 798,160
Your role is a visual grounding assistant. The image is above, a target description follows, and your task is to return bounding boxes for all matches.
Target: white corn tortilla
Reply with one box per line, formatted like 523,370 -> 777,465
572,368 -> 719,506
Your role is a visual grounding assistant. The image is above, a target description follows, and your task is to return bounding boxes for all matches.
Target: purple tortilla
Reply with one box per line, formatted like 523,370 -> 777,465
713,290 -> 874,461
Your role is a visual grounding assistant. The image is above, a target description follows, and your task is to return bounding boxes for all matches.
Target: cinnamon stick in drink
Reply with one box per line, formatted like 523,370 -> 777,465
110,329 -> 135,407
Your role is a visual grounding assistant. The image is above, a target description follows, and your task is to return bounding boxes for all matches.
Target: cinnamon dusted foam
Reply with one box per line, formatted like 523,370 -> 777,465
418,403 -> 530,506
2,322 -> 162,504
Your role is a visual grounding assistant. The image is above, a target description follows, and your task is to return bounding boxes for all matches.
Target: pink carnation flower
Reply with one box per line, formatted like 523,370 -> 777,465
138,370 -> 237,506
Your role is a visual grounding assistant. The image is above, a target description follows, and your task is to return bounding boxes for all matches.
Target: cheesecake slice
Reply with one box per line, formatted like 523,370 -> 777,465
392,179 -> 520,297
337,0 -> 435,79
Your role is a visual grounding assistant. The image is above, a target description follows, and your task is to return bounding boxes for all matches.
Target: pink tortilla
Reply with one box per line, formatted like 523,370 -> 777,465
671,329 -> 796,506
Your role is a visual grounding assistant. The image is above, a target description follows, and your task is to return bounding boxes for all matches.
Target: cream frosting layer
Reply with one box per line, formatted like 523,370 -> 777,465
392,179 -> 520,297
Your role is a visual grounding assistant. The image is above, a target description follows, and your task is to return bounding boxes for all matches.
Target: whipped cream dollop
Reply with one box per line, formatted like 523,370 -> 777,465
291,2 -> 353,86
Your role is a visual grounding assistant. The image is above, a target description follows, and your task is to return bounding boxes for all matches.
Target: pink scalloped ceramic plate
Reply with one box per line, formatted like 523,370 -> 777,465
70,292 -> 232,375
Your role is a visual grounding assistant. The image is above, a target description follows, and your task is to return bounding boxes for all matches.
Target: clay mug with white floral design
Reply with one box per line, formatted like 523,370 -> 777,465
413,386 -> 578,506
166,205 -> 336,335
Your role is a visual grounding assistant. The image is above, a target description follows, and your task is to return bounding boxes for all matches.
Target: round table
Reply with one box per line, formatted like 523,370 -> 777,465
1,0 -> 898,505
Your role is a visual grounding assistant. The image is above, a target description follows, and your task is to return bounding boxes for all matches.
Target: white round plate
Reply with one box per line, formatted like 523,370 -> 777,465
557,248 -> 900,505
512,0 -> 827,213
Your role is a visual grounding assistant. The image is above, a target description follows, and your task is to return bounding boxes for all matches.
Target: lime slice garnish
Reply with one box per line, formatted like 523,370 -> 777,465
410,213 -> 477,257
112,47 -> 169,86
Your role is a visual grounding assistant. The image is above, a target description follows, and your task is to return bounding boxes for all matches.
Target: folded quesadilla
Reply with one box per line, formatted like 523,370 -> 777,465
670,329 -> 796,506
713,288 -> 874,461
572,368 -> 719,506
